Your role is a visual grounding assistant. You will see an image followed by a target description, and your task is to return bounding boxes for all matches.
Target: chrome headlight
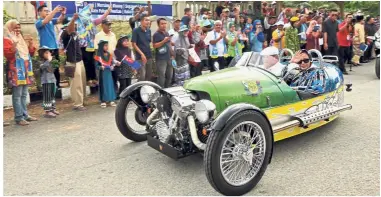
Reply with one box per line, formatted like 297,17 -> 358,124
140,85 -> 156,103
195,100 -> 216,123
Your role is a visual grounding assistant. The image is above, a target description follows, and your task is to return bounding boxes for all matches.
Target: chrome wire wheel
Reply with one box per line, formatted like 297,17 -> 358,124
219,121 -> 266,186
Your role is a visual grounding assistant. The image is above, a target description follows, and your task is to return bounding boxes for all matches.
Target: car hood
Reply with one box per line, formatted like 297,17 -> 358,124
184,66 -> 283,112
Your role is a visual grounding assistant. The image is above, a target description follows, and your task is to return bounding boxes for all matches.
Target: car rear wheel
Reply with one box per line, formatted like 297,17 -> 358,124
204,110 -> 272,196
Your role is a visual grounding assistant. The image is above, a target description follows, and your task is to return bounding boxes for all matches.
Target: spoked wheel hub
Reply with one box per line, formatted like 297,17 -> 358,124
220,121 -> 266,186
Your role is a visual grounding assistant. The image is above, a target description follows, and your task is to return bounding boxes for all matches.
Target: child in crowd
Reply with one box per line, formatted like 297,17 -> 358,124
94,40 -> 120,108
39,46 -> 59,118
114,35 -> 136,96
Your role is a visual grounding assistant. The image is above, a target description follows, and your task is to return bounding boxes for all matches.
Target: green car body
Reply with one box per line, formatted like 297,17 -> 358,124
184,66 -> 301,113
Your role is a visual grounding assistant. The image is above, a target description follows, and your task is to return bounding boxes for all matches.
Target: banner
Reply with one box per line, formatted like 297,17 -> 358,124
51,1 -> 172,17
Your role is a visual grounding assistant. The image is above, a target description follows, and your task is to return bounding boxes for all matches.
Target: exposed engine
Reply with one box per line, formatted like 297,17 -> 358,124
149,87 -> 198,154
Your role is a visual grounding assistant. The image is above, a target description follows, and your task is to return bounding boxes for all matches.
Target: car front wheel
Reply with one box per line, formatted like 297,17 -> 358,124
115,97 -> 149,142
204,110 -> 273,196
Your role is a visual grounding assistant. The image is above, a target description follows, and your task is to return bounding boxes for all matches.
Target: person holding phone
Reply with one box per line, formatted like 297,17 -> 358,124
35,5 -> 66,89
306,20 -> 321,51
153,18 -> 174,88
337,13 -> 354,74
249,20 -> 265,53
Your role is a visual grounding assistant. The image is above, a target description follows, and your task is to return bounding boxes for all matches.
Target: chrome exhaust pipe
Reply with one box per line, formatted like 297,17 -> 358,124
147,109 -> 159,126
188,115 -> 206,150
272,104 -> 352,133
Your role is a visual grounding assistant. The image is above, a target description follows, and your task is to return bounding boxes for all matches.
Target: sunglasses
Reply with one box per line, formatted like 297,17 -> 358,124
297,59 -> 310,64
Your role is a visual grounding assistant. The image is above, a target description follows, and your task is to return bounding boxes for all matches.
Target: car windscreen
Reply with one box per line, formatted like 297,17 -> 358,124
247,52 -> 264,67
227,52 -> 251,68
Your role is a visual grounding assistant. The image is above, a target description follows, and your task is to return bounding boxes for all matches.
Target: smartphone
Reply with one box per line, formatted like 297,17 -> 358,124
313,25 -> 320,32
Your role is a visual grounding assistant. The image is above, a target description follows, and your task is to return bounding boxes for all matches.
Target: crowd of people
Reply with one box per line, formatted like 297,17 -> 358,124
3,1 -> 380,126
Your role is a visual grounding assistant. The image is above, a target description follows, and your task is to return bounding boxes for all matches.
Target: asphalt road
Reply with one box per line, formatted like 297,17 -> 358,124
4,60 -> 380,196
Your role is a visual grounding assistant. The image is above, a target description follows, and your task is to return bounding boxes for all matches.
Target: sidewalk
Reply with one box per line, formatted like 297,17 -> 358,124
3,95 -> 100,124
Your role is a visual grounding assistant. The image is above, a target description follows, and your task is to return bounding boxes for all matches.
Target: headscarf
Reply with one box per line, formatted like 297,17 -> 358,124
114,36 -> 131,62
95,40 -> 112,65
228,22 -> 235,33
175,27 -> 190,60
252,20 -> 262,32
5,19 -> 30,60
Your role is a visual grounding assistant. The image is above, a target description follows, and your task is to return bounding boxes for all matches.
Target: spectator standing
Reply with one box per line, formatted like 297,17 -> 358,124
364,16 -> 377,61
306,20 -> 321,51
351,15 -> 366,66
337,13 -> 353,74
314,16 -> 324,53
94,19 -> 118,91
94,19 -> 117,55
285,16 -> 301,53
214,2 -> 225,19
38,47 -> 60,118
298,14 -> 308,49
182,8 -> 193,28
131,16 -> 153,81
153,18 -> 174,88
188,23 -> 205,77
174,25 -> 191,86
4,20 -> 38,125
204,20 -> 228,71
129,1 -> 152,30
250,20 -> 265,53
114,35 -> 136,96
94,40 -> 119,108
170,18 -> 181,51
220,8 -> 237,31
323,9 -> 339,56
226,22 -> 244,65
61,14 -> 87,111
35,5 -> 66,89
80,4 -> 112,88
243,16 -> 254,52
264,15 -> 277,47
272,21 -> 286,50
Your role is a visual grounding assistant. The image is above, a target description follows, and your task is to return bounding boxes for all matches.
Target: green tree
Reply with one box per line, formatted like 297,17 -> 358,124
3,9 -> 15,24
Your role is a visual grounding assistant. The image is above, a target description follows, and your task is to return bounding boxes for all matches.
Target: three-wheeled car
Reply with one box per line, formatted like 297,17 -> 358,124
115,49 -> 352,196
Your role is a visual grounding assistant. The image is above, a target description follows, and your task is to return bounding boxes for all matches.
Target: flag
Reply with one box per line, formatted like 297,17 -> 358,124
121,55 -> 141,70
76,5 -> 97,51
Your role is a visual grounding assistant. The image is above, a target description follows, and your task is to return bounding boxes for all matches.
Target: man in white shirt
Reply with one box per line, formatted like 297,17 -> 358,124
94,19 -> 117,56
259,46 -> 286,77
169,18 -> 181,51
204,20 -> 228,71
94,18 -> 118,89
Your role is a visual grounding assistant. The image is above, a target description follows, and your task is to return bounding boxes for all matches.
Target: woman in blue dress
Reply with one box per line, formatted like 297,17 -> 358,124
94,40 -> 120,108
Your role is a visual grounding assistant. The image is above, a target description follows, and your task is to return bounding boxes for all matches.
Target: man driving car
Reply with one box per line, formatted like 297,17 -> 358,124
259,46 -> 286,77
282,49 -> 326,95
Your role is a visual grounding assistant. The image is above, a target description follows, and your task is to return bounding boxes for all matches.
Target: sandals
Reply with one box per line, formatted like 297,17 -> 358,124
44,112 -> 56,118
51,110 -> 60,115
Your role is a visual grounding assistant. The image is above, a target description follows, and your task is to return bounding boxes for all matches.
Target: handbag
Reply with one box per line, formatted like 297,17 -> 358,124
63,35 -> 76,78
188,55 -> 199,66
